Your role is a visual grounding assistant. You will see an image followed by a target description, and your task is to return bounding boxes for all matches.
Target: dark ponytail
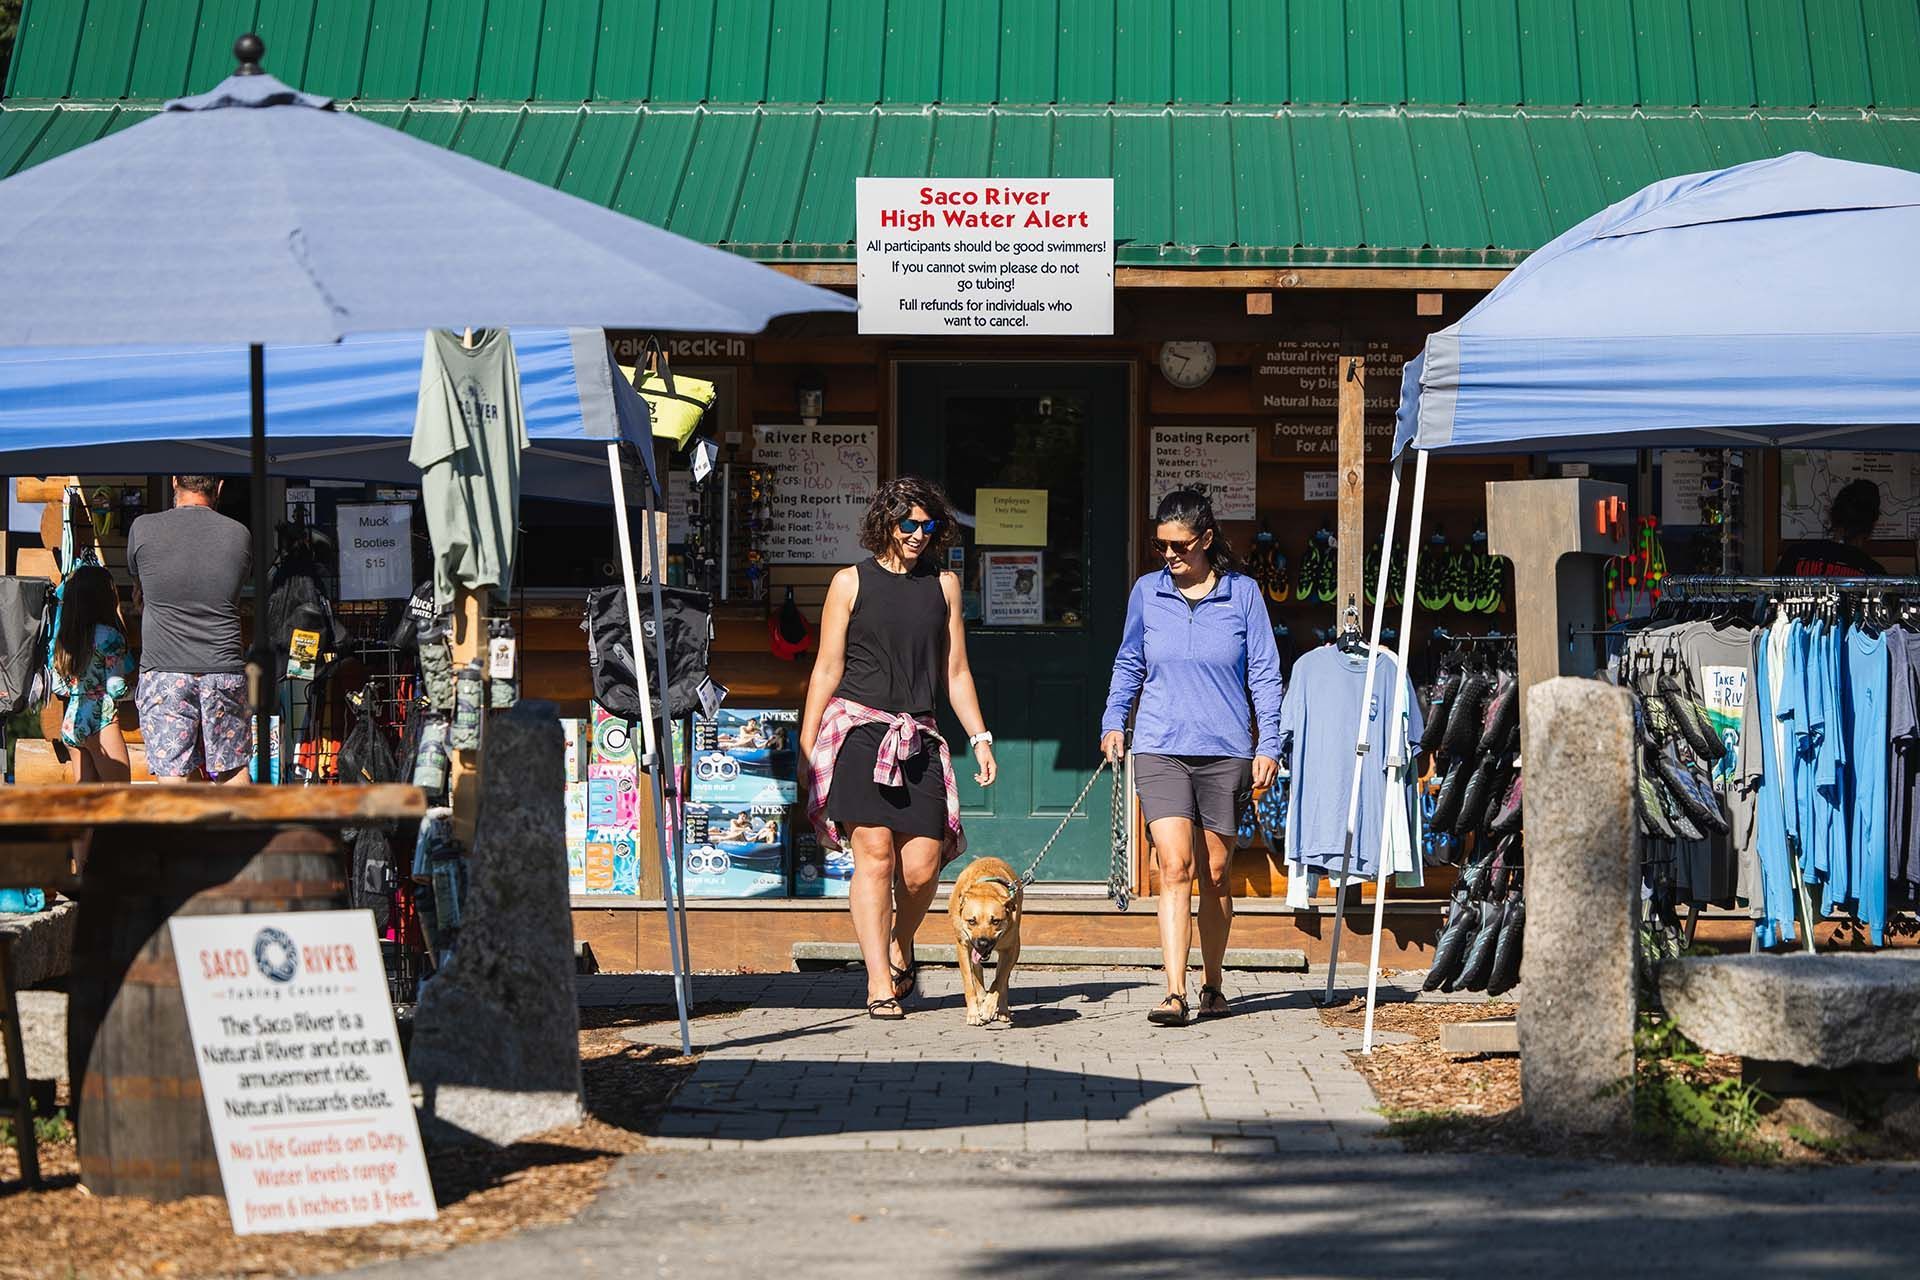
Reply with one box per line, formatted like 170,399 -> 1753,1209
1153,489 -> 1236,573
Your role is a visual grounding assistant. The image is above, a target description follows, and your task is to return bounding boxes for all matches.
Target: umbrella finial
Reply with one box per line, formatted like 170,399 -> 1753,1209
234,33 -> 266,75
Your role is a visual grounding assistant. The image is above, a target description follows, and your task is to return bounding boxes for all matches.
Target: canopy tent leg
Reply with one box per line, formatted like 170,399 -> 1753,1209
247,344 -> 274,786
607,443 -> 692,1057
1317,452 -> 1404,1005
640,462 -> 694,998
1363,447 -> 1431,1052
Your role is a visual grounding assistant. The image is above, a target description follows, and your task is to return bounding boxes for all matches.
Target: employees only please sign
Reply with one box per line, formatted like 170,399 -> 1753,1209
856,178 -> 1114,335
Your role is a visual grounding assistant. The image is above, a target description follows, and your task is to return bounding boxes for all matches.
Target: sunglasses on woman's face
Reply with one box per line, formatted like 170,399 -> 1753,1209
896,517 -> 943,536
1152,537 -> 1199,555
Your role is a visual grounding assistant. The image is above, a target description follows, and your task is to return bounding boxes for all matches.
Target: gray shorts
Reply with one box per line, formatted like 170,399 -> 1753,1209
1133,754 -> 1252,836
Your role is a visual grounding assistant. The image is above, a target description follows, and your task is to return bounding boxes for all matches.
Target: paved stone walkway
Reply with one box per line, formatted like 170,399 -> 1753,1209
583,967 -> 1420,1155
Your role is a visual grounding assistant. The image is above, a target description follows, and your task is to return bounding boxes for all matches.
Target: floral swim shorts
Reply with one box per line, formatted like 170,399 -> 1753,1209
135,672 -> 251,779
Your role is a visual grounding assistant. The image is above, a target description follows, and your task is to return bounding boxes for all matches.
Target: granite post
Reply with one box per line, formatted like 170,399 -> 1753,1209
1518,677 -> 1638,1136
410,700 -> 583,1146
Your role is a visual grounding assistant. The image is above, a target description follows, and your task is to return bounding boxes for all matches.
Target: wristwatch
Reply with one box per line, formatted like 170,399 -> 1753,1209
967,731 -> 994,748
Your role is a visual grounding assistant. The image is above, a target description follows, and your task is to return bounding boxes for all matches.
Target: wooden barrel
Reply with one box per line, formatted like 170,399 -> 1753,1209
67,824 -> 346,1200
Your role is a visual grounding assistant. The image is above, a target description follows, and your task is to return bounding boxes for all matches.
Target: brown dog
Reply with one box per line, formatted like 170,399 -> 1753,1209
948,856 -> 1023,1026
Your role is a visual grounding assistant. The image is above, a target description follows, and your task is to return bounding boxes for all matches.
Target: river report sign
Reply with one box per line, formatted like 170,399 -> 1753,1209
855,178 -> 1114,335
171,911 -> 435,1235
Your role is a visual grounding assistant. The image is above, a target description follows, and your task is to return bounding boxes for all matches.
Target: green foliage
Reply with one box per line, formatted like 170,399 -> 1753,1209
0,1104 -> 72,1147
0,0 -> 20,94
1628,1014 -> 1777,1164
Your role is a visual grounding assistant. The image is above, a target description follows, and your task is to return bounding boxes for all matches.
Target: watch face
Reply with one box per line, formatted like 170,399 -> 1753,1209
1159,341 -> 1216,388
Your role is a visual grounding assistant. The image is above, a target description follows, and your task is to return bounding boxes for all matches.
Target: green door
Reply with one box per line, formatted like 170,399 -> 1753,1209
896,362 -> 1130,883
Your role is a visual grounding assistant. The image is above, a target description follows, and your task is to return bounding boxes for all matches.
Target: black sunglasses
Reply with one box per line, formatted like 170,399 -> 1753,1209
1152,536 -> 1200,555
896,517 -> 944,536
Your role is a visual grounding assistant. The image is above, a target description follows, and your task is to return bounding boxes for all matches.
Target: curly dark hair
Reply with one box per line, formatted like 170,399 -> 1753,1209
858,475 -> 959,562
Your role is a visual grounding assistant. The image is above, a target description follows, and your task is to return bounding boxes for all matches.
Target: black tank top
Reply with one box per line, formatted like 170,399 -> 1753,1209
837,558 -> 948,715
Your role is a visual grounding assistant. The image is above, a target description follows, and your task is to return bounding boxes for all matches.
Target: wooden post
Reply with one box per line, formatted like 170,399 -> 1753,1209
1335,353 -> 1367,619
447,587 -> 485,846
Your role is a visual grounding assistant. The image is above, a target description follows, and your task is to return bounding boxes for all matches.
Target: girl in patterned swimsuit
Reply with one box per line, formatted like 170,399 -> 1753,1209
49,566 -> 136,783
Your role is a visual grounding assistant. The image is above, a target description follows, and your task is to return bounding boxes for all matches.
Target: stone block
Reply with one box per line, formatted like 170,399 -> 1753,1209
1517,678 -> 1638,1137
1659,953 -> 1920,1068
410,701 -> 584,1146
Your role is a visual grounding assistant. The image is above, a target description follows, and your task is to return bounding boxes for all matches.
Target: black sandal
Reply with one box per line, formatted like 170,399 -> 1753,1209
1198,985 -> 1231,1019
1147,992 -> 1189,1026
866,997 -> 905,1021
890,960 -> 918,1000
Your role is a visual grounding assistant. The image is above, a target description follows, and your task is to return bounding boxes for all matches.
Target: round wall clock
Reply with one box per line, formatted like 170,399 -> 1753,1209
1157,340 -> 1217,389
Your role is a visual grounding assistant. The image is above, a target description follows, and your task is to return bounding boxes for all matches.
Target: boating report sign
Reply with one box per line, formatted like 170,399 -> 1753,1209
856,178 -> 1113,335
170,910 -> 435,1235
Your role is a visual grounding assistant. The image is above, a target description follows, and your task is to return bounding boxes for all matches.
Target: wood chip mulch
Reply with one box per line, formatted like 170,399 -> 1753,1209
0,1002 -> 733,1280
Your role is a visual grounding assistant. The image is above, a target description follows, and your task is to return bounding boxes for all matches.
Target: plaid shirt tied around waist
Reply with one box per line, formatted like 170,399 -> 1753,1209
805,696 -> 966,863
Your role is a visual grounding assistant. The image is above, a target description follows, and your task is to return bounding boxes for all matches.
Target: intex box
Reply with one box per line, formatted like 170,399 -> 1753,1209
590,704 -> 639,767
582,827 -> 641,896
789,829 -> 852,898
689,707 -> 800,804
680,801 -> 788,899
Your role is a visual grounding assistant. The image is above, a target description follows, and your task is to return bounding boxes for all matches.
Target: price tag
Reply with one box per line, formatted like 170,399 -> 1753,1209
488,635 -> 516,680
288,628 -> 320,681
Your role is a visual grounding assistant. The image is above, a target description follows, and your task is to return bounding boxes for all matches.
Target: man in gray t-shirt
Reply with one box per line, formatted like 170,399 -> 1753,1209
127,476 -> 253,783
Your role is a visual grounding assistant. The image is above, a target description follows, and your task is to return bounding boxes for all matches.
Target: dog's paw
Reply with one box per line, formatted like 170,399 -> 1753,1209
965,1008 -> 986,1026
987,1008 -> 1012,1027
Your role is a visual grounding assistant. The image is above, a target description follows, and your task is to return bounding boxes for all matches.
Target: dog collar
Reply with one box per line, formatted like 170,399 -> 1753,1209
976,875 -> 1018,896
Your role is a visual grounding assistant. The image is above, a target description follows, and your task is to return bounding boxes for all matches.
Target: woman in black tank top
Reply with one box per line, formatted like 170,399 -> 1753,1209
801,477 -> 997,1018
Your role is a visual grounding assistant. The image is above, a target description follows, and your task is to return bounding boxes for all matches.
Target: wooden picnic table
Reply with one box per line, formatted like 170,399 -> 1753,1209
0,783 -> 424,1198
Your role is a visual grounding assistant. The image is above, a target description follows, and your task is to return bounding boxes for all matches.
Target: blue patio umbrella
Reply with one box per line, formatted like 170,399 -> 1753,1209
0,34 -> 854,1053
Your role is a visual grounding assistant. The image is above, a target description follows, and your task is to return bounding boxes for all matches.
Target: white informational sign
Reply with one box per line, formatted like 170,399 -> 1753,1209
752,425 -> 878,564
1148,427 -> 1257,520
1781,450 -> 1920,540
337,503 -> 412,601
855,178 -> 1114,335
1303,471 -> 1338,502
169,910 -> 435,1235
981,551 -> 1044,625
1659,450 -> 1713,526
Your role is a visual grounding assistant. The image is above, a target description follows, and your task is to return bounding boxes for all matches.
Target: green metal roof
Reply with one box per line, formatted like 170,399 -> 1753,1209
4,1 -> 1919,268
11,0 -> 1920,109
6,99 -> 1914,267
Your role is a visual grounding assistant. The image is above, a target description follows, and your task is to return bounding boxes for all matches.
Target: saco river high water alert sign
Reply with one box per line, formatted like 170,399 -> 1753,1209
856,179 -> 1114,336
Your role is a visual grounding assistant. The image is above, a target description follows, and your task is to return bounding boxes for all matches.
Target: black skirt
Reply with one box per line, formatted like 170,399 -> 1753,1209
826,722 -> 947,839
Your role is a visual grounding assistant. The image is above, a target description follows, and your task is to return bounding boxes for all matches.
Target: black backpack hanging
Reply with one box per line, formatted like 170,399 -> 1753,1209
584,585 -> 714,722
0,577 -> 52,717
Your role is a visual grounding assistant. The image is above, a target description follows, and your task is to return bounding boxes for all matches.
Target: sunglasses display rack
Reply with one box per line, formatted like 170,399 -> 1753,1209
687,463 -> 777,603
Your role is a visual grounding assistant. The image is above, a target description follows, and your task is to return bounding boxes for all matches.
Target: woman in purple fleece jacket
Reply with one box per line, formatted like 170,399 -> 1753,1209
1101,490 -> 1284,1026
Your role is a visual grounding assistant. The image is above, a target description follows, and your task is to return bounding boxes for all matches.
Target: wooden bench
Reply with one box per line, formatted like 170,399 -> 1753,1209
0,784 -> 424,1197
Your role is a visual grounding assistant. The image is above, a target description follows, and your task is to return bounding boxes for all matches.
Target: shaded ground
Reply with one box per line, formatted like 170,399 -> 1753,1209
0,1004 -> 718,1280
341,1146 -> 1920,1280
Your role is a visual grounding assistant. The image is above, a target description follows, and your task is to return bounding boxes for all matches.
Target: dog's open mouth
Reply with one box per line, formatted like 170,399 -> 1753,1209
971,940 -> 996,964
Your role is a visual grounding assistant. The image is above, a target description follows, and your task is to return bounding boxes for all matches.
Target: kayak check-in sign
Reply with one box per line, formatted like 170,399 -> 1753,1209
855,178 -> 1114,336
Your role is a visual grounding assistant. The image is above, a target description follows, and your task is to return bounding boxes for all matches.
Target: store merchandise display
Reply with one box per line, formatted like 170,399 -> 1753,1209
790,829 -> 854,898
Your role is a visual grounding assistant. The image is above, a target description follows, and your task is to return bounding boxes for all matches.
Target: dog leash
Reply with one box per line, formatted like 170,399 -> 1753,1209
1010,754 -> 1132,911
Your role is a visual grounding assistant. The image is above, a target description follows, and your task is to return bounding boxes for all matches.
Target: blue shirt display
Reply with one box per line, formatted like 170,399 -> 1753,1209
1276,645 -> 1424,880
1102,569 -> 1284,760
1845,627 -> 1889,945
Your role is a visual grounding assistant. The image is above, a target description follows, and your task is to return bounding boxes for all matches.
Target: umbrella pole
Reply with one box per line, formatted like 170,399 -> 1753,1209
606,443 -> 692,1056
639,464 -> 693,994
248,344 -> 274,786
1363,448 -> 1430,1053
1318,452 -> 1403,1005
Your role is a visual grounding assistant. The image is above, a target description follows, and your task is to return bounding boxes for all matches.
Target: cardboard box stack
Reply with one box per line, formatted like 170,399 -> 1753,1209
684,708 -> 799,899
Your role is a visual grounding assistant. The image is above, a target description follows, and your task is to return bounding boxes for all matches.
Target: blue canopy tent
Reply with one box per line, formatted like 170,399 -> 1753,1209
0,328 -> 654,500
0,34 -> 857,1055
1327,153 -> 1920,1048
0,328 -> 660,498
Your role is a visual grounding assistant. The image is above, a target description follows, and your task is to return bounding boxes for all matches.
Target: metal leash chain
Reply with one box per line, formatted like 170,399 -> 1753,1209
1013,754 -> 1131,911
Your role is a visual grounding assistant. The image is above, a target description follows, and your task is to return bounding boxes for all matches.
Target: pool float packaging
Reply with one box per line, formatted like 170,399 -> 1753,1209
682,801 -> 789,898
789,830 -> 852,898
690,706 -> 801,804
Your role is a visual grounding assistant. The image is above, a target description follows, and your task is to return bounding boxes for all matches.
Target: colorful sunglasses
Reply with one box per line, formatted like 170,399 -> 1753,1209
896,517 -> 943,536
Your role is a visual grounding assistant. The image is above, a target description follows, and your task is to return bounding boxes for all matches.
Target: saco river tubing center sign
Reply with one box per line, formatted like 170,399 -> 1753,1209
171,910 -> 436,1235
855,178 -> 1114,335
